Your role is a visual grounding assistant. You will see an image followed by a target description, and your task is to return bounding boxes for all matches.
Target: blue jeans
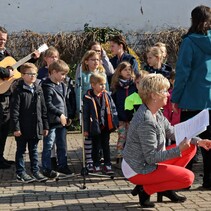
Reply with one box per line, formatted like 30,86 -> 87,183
15,137 -> 39,175
42,127 -> 67,171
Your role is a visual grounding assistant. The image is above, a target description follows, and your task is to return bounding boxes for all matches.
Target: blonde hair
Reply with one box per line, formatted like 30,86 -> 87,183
147,46 -> 163,63
110,61 -> 135,92
138,73 -> 170,104
90,73 -> 106,85
81,50 -> 104,73
20,62 -> 38,74
42,46 -> 60,66
48,59 -> 69,74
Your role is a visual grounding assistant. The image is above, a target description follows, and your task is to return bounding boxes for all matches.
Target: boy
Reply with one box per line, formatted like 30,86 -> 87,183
10,63 -> 49,183
42,59 -> 73,178
83,74 -> 118,174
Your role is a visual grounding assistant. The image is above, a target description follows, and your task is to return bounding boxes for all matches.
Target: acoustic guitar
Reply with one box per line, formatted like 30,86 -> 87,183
0,44 -> 48,94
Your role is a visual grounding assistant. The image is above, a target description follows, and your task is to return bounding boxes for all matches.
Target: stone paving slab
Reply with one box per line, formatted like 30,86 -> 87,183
0,132 -> 211,211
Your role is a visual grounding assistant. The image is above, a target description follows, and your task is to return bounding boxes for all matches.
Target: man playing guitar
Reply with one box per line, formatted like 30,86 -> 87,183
0,26 -> 40,169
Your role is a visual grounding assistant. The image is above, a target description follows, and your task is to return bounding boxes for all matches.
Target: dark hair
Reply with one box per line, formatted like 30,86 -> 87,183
109,34 -> 129,52
0,26 -> 7,34
188,5 -> 211,35
89,41 -> 101,49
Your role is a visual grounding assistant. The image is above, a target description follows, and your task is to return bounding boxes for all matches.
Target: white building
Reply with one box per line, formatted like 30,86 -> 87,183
0,0 -> 210,33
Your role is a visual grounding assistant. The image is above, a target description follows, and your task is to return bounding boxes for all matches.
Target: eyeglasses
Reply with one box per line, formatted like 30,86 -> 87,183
23,73 -> 37,76
158,90 -> 169,95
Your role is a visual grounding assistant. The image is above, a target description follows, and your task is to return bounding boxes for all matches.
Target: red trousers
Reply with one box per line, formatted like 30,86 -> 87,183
129,144 -> 196,195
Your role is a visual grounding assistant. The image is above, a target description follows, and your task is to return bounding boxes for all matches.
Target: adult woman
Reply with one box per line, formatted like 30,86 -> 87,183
171,5 -> 211,188
122,74 -> 211,208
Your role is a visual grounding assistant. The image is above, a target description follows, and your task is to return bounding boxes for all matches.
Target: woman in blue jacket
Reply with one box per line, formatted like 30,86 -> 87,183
171,5 -> 211,189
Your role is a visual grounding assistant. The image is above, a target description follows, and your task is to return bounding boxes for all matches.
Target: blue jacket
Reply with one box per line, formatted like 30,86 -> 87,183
171,30 -> 211,110
110,53 -> 139,75
112,83 -> 137,121
83,89 -> 118,136
42,78 -> 68,128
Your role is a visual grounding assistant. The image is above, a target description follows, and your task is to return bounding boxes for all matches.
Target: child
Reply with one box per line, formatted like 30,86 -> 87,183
163,70 -> 181,126
75,41 -> 114,87
154,42 -> 168,64
42,59 -> 73,178
10,63 -> 49,183
37,46 -> 59,81
124,70 -> 149,121
109,35 -> 139,76
83,74 -> 118,174
75,50 -> 109,172
144,46 -> 172,79
110,61 -> 136,164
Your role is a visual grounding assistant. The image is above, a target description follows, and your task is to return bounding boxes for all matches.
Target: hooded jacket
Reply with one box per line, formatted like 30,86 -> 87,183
42,78 -> 68,128
171,30 -> 211,110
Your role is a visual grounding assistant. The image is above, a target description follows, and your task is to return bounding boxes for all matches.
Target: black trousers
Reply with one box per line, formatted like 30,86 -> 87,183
92,131 -> 111,167
181,110 -> 211,187
0,119 -> 10,161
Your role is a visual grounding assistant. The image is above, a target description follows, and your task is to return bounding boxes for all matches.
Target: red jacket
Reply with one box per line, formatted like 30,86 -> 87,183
163,88 -> 181,126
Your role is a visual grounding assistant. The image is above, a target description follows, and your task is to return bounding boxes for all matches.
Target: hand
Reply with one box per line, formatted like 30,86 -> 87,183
60,114 -> 67,126
172,103 -> 179,113
14,131 -> 21,137
84,131 -> 89,137
8,68 -> 14,77
179,137 -> 191,152
198,139 -> 211,151
32,50 -> 40,59
43,130 -> 48,137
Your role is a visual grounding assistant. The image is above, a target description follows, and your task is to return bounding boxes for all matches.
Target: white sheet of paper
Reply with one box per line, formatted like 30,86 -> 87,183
174,109 -> 209,145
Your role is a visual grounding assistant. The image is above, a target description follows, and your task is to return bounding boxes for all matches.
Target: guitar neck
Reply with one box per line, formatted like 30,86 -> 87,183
12,53 -> 33,69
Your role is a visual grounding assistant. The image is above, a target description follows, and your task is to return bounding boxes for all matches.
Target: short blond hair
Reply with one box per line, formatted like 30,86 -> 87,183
138,73 -> 170,104
20,62 -> 38,74
90,73 -> 106,85
48,59 -> 69,74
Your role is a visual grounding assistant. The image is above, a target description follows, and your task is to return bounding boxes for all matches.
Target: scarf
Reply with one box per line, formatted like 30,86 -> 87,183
119,78 -> 133,88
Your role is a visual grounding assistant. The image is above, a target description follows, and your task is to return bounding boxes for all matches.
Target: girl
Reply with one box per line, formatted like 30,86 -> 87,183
75,41 -> 114,89
144,46 -> 172,79
111,61 -> 136,164
124,70 -> 149,121
163,70 -> 181,126
109,35 -> 139,82
75,50 -> 109,172
37,46 -> 59,81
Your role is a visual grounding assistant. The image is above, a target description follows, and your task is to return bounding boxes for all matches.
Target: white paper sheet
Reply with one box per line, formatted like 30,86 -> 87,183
174,109 -> 209,145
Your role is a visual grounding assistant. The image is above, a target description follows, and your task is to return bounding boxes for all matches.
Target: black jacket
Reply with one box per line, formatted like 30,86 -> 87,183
42,78 -> 71,128
83,89 -> 119,136
10,79 -> 49,140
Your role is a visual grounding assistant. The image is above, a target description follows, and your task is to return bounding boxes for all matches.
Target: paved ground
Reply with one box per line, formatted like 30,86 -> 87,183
0,131 -> 211,211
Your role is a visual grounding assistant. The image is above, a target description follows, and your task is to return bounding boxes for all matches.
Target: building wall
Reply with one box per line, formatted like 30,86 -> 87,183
0,0 -> 210,33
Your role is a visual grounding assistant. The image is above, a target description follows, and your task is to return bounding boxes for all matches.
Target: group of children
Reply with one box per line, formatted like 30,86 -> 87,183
8,33 -> 179,182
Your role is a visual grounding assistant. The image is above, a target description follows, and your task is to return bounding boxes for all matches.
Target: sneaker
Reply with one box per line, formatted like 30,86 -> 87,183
86,163 -> 94,173
33,172 -> 48,182
93,165 -> 101,173
17,173 -> 35,183
57,166 -> 74,176
43,170 -> 59,179
103,165 -> 114,175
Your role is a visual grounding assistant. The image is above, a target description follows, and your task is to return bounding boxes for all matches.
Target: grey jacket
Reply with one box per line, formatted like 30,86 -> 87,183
123,104 -> 181,174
